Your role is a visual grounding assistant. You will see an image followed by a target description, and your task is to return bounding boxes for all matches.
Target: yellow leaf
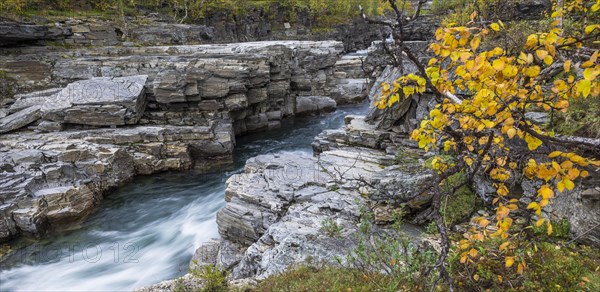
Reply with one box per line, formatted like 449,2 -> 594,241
581,170 -> 589,177
583,68 -> 598,81
536,49 -> 548,60
571,154 -> 589,167
568,168 -> 580,180
470,37 -> 481,51
469,248 -> 478,257
499,241 -> 510,251
548,222 -> 553,235
539,185 -> 554,199
507,128 -> 516,139
526,35 -> 538,48
577,80 -> 592,97
493,59 -> 506,71
517,263 -> 524,274
561,160 -> 573,169
470,11 -> 478,21
518,52 -> 530,64
544,55 -> 554,65
564,178 -> 575,191
524,134 -> 543,150
563,60 -> 571,73
525,66 -> 540,77
479,218 -> 490,227
585,24 -> 600,34
505,256 -> 515,268
527,202 -> 539,210
536,218 -> 545,227
555,100 -> 569,111
558,180 -> 566,192
502,65 -> 518,78
491,23 -> 500,31
582,60 -> 594,68
548,151 -> 563,158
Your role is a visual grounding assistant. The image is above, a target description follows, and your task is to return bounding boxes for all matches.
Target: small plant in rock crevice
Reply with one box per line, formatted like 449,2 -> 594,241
320,218 -> 343,238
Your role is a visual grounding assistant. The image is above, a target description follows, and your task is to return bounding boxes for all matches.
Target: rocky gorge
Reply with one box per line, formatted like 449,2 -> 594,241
149,64 -> 600,291
2,1 -> 600,290
0,37 -> 380,243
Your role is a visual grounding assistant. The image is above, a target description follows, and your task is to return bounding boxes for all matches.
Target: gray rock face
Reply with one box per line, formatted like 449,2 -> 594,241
0,41 -> 373,135
9,88 -> 61,114
0,122 -> 233,241
329,52 -> 369,105
206,113 -> 431,281
550,184 -> 600,247
0,22 -> 67,45
0,41 -> 376,243
41,75 -> 148,126
128,23 -> 215,45
295,96 -> 337,115
365,65 -> 436,133
0,105 -> 42,133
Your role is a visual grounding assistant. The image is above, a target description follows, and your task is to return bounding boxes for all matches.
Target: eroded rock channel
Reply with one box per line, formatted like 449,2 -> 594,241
0,39 -> 377,290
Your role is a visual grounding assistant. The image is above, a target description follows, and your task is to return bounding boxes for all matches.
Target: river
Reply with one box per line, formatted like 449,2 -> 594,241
0,102 -> 369,291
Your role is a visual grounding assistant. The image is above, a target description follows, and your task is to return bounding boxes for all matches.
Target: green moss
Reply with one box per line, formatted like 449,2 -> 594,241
440,172 -> 480,227
394,147 -> 421,165
532,219 -> 571,240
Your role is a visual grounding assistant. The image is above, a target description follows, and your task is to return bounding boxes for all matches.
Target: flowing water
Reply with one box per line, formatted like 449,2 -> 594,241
0,102 -> 369,291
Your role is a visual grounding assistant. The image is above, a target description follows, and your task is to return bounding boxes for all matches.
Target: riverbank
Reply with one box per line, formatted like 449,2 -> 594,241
0,102 -> 370,290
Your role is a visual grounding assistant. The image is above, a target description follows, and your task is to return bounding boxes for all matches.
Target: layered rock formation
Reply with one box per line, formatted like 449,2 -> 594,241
0,40 -> 372,243
0,21 -> 68,46
0,41 -> 370,135
179,114 -> 435,283
41,75 -> 148,126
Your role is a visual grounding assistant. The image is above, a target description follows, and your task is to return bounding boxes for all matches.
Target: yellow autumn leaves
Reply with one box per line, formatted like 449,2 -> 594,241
378,0 -> 600,278
376,74 -> 426,110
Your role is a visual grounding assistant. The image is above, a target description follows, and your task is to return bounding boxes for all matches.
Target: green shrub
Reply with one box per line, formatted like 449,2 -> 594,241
344,206 -> 438,291
189,264 -> 229,292
320,218 -> 342,238
552,95 -> 600,139
1,0 -> 388,25
450,240 -> 600,291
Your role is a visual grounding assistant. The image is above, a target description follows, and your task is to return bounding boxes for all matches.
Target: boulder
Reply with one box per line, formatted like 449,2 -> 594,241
41,75 -> 148,126
365,65 -> 436,133
295,96 -> 336,115
0,105 -> 42,133
330,79 -> 368,105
